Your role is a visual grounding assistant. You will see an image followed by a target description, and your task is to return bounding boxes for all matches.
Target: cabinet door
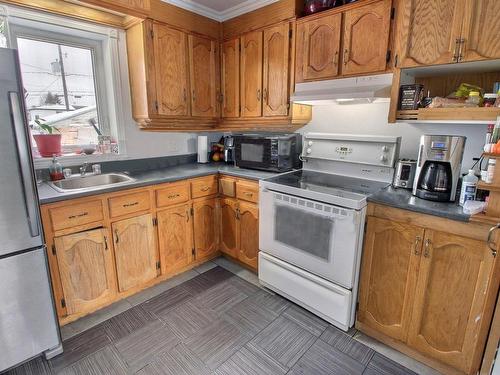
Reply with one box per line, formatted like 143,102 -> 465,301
220,198 -> 238,258
193,198 -> 218,261
407,230 -> 495,373
462,0 -> 500,62
240,31 -> 263,117
54,228 -> 115,315
295,14 -> 342,82
188,35 -> 217,117
357,217 -> 423,342
153,23 -> 189,116
263,23 -> 290,117
237,201 -> 259,271
157,204 -> 193,275
112,214 -> 157,292
221,39 -> 240,118
342,0 -> 392,75
398,0 -> 465,67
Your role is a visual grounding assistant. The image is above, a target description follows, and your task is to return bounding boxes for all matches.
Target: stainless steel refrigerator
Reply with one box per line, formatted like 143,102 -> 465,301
0,48 -> 62,372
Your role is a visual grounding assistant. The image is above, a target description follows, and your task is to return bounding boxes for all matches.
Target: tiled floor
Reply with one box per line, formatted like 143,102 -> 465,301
6,258 -> 438,375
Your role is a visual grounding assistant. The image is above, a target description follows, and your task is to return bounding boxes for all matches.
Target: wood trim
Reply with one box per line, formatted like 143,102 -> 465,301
481,292 -> 500,375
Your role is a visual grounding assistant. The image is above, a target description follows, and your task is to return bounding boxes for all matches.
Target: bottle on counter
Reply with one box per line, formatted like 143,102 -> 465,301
484,123 -> 495,153
460,170 -> 478,206
486,159 -> 496,184
49,155 -> 64,181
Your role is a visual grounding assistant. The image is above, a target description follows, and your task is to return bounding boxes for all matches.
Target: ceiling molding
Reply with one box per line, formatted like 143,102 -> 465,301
161,0 -> 279,22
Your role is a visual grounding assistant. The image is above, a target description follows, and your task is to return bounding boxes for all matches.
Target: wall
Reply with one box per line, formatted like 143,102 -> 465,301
299,101 -> 488,173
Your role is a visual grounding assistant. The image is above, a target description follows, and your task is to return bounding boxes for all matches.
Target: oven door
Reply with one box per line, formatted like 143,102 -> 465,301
234,137 -> 273,171
259,188 -> 364,289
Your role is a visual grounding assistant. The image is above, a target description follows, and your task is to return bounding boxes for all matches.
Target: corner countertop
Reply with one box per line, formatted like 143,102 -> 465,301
38,163 -> 278,204
368,186 -> 470,222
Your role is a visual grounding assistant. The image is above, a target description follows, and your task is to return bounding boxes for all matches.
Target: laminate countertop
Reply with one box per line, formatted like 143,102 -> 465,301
38,163 -> 278,204
368,186 -> 470,222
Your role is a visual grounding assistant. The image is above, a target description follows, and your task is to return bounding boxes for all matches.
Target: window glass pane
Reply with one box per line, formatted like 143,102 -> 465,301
16,37 -> 102,156
0,17 -> 7,48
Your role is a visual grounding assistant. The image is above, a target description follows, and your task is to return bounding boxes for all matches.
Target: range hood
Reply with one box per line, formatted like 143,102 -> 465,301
291,73 -> 394,105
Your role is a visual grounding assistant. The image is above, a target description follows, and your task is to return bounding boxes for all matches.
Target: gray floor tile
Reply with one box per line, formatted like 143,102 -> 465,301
56,345 -> 129,375
184,319 -> 251,370
215,345 -> 287,375
161,300 -> 219,340
321,326 -> 374,365
282,305 -> 329,337
180,274 -> 221,296
141,286 -> 193,318
213,257 -> 261,287
114,320 -> 180,372
194,282 -> 248,314
136,344 -> 211,375
288,339 -> 365,375
193,261 -> 218,274
224,275 -> 261,296
5,356 -> 52,375
365,354 -> 417,375
201,266 -> 235,283
49,325 -> 111,373
222,296 -> 278,336
103,305 -> 157,341
251,289 -> 290,315
249,316 -> 316,369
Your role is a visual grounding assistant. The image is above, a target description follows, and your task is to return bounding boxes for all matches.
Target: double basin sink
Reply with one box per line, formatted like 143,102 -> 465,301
49,173 -> 136,193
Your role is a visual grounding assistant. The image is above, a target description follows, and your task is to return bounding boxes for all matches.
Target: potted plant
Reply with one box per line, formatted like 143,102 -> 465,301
31,118 -> 62,157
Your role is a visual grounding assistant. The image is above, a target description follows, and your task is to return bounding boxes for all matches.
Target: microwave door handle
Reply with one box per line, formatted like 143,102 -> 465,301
9,92 -> 40,238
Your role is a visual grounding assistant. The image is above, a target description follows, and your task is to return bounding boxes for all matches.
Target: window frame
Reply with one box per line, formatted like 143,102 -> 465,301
1,4 -> 128,167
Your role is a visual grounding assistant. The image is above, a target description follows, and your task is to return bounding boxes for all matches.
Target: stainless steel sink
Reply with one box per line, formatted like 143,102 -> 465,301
49,173 -> 135,193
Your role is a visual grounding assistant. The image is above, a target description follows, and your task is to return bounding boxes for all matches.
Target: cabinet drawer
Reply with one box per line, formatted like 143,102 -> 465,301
156,183 -> 190,207
49,200 -> 104,232
236,181 -> 259,203
219,177 -> 236,197
191,176 -> 218,198
109,191 -> 151,218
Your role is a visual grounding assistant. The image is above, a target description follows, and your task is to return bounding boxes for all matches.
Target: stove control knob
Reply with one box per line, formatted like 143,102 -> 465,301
380,155 -> 388,163
308,141 -> 314,146
306,148 -> 312,154
381,146 -> 389,152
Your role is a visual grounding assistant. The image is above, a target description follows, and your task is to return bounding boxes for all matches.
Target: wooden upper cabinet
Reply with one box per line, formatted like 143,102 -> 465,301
78,0 -> 150,16
407,230 -> 495,374
193,198 -> 218,261
341,0 -> 392,75
220,198 -> 238,258
153,23 -> 189,116
461,0 -> 500,62
221,39 -> 240,118
157,204 -> 193,275
112,214 -> 157,292
188,35 -> 217,117
240,31 -> 263,117
398,0 -> 465,67
358,217 -> 423,342
237,202 -> 259,270
54,228 -> 115,316
263,23 -> 290,117
296,14 -> 342,82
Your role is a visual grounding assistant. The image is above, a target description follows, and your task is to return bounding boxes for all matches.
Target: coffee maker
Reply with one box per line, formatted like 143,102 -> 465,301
413,135 -> 466,202
223,135 -> 235,165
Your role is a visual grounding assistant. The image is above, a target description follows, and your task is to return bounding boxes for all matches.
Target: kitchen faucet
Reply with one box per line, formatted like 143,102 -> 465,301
79,162 -> 90,176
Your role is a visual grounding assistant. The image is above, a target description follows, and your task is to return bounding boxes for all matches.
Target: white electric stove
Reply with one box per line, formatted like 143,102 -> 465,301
259,133 -> 401,331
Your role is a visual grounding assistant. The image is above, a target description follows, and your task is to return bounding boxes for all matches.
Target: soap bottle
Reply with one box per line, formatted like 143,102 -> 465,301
459,170 -> 478,206
49,155 -> 64,181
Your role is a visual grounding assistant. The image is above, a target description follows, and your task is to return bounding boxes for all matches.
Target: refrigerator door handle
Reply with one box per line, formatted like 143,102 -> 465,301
9,92 -> 40,238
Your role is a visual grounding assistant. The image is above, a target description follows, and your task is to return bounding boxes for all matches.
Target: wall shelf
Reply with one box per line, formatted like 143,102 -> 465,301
396,108 -> 500,123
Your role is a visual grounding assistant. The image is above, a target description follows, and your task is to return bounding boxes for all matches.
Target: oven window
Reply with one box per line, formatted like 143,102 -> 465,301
241,143 -> 264,162
274,204 -> 333,260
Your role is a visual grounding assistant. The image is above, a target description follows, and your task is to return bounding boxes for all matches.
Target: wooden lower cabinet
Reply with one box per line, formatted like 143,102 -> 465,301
157,203 -> 193,275
237,201 -> 259,270
112,214 -> 158,292
220,198 -> 239,258
358,211 -> 499,375
54,228 -> 116,316
193,198 -> 218,261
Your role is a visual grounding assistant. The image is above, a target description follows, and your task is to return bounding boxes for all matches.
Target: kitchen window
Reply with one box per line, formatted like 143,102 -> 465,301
2,4 -> 128,165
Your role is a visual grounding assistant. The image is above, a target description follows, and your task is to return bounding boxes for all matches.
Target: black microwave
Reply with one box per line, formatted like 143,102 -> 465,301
233,134 -> 301,172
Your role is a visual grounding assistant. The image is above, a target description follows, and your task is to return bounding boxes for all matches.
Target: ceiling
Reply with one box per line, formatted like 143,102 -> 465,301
161,0 -> 279,21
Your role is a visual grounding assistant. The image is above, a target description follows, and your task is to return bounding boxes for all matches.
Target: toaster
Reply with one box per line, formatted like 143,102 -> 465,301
393,159 -> 417,189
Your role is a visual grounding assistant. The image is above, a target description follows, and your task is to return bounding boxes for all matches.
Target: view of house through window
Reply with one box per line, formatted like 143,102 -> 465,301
16,36 -> 106,157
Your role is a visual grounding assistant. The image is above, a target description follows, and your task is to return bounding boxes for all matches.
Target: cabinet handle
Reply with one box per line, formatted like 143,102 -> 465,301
186,210 -> 190,222
424,239 -> 431,258
123,201 -> 139,208
488,224 -> 500,256
452,38 -> 461,62
104,236 -> 108,250
201,186 -> 210,192
414,235 -> 422,256
192,90 -> 196,102
168,193 -> 180,199
236,208 -> 240,220
183,89 -> 187,102
457,38 -> 465,62
244,191 -> 253,197
334,50 -> 339,67
263,88 -> 268,102
343,49 -> 349,66
114,230 -> 119,244
257,89 -> 261,101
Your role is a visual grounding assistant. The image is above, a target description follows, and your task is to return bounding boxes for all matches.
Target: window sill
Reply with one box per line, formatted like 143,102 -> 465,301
34,153 -> 128,169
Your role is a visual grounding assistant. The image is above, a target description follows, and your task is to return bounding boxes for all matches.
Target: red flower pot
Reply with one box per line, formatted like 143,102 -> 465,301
33,134 -> 62,157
